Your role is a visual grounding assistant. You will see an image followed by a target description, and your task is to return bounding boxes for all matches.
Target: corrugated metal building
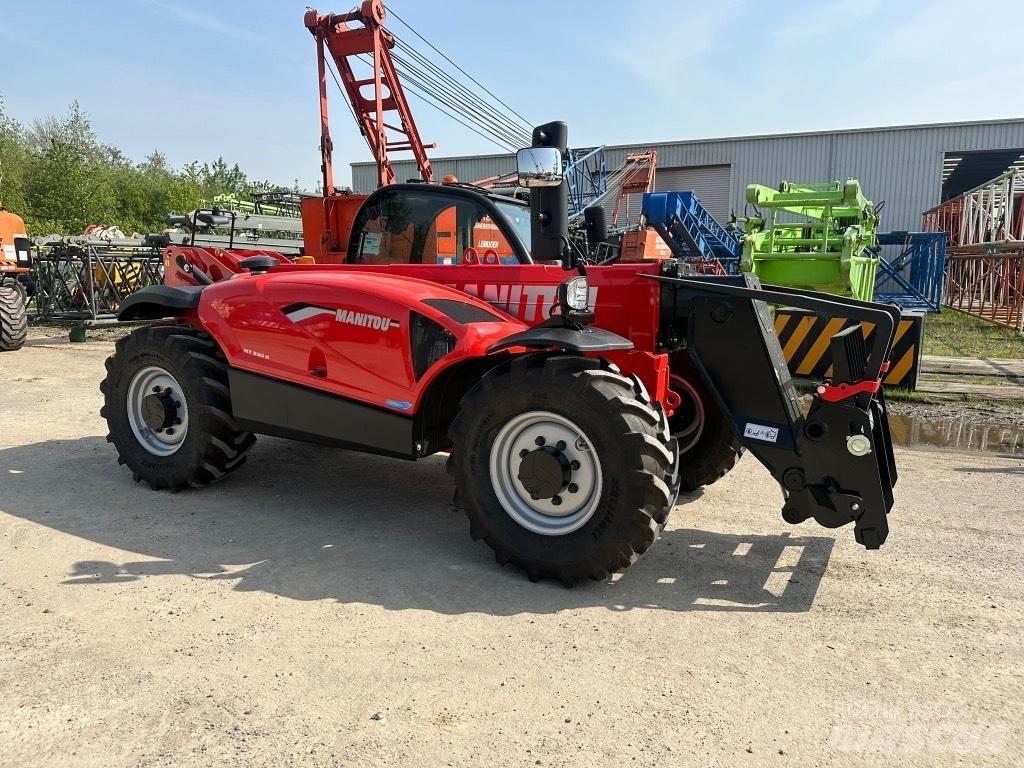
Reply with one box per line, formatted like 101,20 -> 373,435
352,118 -> 1024,233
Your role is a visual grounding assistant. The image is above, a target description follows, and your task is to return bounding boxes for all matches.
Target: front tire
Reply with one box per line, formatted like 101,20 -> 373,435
449,355 -> 676,585
0,281 -> 28,352
100,325 -> 255,490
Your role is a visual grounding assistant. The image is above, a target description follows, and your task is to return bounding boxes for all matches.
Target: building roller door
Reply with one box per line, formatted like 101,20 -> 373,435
655,165 -> 732,223
612,163 -> 733,227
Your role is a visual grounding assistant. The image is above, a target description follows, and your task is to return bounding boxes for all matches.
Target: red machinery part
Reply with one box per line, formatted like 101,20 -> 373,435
815,379 -> 882,403
304,2 -> 433,193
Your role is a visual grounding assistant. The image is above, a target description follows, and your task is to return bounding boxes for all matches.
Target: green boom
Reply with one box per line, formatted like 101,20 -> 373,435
740,179 -> 879,301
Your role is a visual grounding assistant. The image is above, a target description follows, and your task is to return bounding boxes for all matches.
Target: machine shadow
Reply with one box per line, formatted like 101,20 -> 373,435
955,464 -> 1024,474
1,437 -> 835,615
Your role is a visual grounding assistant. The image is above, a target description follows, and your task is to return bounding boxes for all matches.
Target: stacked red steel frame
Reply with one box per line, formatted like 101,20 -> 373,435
923,168 -> 1024,331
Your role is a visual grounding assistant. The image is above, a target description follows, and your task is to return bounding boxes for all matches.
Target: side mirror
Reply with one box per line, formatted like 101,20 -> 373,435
516,147 -> 563,188
583,205 -> 608,244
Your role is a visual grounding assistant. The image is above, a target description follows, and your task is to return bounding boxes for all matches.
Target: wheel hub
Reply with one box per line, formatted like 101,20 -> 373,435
141,390 -> 178,432
517,446 -> 572,500
669,374 -> 706,454
489,411 -> 602,536
126,366 -> 189,456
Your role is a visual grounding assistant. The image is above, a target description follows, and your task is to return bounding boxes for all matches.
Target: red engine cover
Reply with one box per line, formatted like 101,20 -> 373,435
191,259 -> 673,414
198,270 -> 529,414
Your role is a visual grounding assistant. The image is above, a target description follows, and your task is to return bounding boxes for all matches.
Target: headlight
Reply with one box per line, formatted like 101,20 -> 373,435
562,276 -> 589,311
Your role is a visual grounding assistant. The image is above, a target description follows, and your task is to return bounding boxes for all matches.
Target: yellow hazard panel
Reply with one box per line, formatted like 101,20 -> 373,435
773,307 -> 924,389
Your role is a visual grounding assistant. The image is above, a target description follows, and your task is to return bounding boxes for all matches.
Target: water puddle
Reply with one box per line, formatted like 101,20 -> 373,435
887,413 -> 1024,456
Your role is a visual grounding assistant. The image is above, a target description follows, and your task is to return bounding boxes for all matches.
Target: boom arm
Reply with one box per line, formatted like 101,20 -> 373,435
304,2 -> 434,192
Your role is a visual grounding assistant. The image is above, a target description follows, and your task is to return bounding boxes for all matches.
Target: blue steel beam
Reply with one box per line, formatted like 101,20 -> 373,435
641,191 -> 742,272
873,231 -> 947,312
565,146 -> 607,221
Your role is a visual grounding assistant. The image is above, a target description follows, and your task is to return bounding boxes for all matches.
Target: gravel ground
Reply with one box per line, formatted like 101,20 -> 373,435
1,330 -> 1022,767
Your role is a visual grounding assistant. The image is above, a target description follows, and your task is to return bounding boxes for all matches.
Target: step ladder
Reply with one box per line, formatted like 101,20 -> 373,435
641,191 -> 742,274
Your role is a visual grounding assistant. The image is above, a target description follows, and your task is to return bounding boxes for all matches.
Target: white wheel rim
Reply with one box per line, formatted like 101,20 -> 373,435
670,375 -> 705,454
489,410 -> 603,536
126,365 -> 189,456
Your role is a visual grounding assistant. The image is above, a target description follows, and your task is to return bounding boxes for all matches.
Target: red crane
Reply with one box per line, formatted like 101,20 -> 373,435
304,1 -> 434,193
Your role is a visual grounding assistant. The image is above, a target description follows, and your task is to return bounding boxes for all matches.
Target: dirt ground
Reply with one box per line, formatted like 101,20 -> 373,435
2,330 -> 1022,767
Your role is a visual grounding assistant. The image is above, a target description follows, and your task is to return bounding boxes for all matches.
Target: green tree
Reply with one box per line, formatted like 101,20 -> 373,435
0,99 -> 30,216
0,99 -> 287,235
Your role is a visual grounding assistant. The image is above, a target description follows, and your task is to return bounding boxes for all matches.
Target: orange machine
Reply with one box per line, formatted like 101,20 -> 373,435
0,208 -> 30,351
0,209 -> 30,271
619,228 -> 673,262
300,194 -> 368,263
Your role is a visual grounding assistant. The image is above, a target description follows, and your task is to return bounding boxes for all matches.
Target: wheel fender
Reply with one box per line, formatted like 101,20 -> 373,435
487,325 -> 633,355
117,285 -> 205,321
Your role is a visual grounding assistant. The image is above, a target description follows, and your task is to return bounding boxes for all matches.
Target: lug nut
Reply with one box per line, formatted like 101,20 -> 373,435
519,449 -> 529,458
551,495 -> 562,506
174,418 -> 182,425
152,386 -> 161,393
567,483 -> 579,494
166,428 -> 175,436
535,436 -> 546,446
556,440 -> 566,451
570,460 -> 580,470
174,401 -> 181,408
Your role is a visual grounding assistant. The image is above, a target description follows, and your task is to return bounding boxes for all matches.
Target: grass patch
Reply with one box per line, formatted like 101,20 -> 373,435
882,388 -> 938,403
922,309 -> 1024,358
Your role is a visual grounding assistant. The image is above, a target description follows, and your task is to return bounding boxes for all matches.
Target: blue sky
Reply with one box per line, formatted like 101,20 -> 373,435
3,0 -> 1022,189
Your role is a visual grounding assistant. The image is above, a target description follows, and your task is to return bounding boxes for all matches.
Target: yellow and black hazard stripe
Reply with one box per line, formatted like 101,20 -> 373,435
773,308 -> 924,388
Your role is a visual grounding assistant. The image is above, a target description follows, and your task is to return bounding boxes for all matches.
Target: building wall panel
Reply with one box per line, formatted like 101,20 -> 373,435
352,120 -> 1024,233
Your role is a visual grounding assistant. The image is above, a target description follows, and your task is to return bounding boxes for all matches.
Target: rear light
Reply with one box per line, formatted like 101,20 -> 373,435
410,312 -> 455,379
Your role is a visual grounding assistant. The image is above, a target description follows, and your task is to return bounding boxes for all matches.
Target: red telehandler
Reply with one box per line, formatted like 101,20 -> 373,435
100,3 -> 897,584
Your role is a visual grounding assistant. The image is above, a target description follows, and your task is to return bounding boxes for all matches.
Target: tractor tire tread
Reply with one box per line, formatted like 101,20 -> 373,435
100,324 -> 255,491
0,283 -> 28,352
450,354 -> 679,586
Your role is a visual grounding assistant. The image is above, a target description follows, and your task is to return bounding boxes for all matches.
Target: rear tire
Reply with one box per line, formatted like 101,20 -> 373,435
100,325 -> 255,490
669,366 -> 743,492
449,354 -> 676,585
678,408 -> 742,491
0,281 -> 28,351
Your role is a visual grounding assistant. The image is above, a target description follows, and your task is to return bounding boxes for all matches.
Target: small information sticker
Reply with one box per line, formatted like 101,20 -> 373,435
361,232 -> 382,256
744,422 -> 779,443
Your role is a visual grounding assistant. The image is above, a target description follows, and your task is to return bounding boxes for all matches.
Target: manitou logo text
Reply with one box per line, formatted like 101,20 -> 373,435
456,284 -> 598,322
335,308 -> 400,332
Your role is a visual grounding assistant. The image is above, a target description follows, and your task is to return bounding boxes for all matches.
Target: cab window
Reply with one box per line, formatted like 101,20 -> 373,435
348,189 -> 522,265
